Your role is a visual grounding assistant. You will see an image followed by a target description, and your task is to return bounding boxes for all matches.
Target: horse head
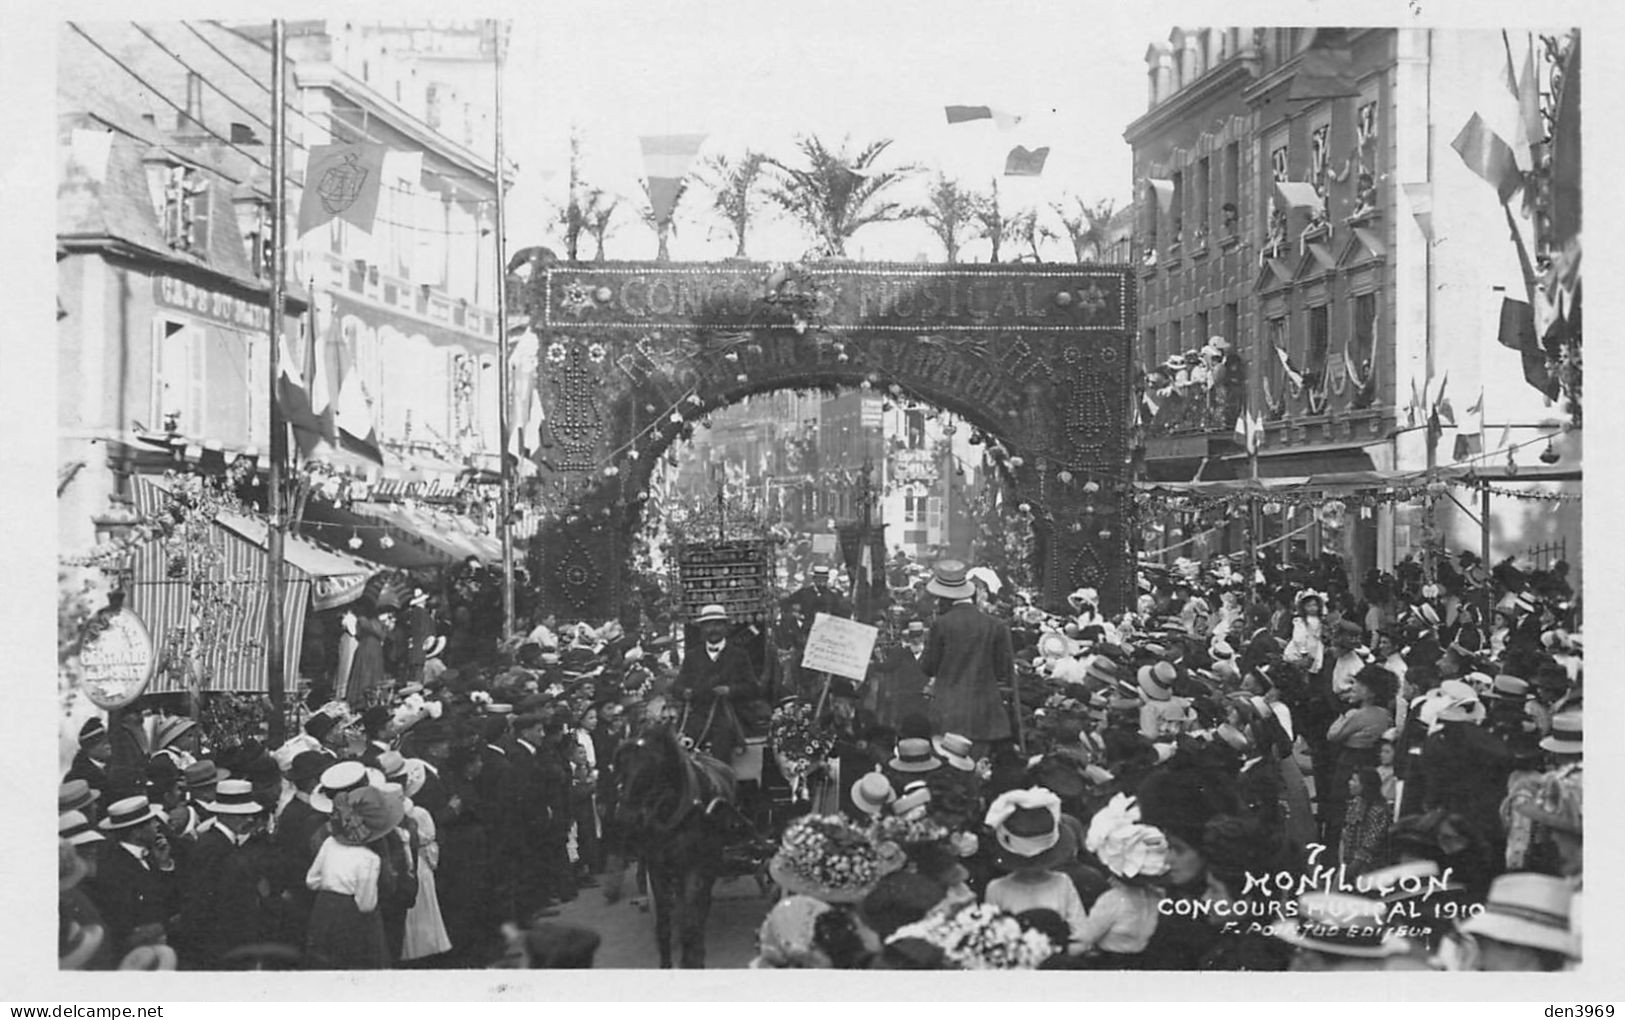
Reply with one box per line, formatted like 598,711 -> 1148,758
614,723 -> 683,832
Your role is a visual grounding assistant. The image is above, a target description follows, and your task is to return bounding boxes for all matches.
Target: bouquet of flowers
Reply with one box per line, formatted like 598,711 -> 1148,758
888,901 -> 1058,970
868,813 -> 950,849
770,700 -> 836,794
1085,793 -> 1171,879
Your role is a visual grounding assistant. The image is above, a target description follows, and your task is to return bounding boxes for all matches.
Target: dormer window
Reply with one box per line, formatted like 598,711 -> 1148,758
145,156 -> 211,255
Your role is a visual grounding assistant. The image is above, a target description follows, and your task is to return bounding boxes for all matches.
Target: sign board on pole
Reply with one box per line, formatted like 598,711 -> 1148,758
811,533 -> 838,556
799,613 -> 879,682
78,608 -> 158,711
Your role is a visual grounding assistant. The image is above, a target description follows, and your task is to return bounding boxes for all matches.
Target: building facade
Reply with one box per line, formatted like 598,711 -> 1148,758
1126,27 -> 1580,589
59,20 -> 513,574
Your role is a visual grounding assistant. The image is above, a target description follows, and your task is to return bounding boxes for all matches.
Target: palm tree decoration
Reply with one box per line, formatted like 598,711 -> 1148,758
1051,196 -> 1119,262
971,178 -> 1022,264
763,136 -> 918,258
910,173 -> 978,262
695,151 -> 768,259
583,188 -> 621,261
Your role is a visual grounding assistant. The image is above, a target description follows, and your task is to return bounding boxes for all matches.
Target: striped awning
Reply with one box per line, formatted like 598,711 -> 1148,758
125,475 -> 363,694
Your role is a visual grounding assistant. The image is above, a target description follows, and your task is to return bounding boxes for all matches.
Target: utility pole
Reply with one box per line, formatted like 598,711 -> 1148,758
493,19 -> 515,642
265,20 -> 288,745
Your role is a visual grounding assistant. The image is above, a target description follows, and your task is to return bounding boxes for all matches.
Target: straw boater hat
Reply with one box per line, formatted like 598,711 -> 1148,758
811,565 -> 831,580
889,737 -> 943,773
934,733 -> 976,772
205,779 -> 264,816
1270,892 -> 1412,959
1459,874 -> 1577,957
1539,711 -> 1582,755
98,795 -> 163,833
925,560 -> 974,601
311,760 -> 369,814
850,772 -> 897,819
423,635 -> 447,660
78,717 -> 107,749
1432,679 -> 1486,725
695,603 -> 730,624
58,780 -> 99,816
59,810 -> 106,848
183,760 -> 228,791
985,788 -> 1077,872
1484,675 -> 1531,701
1138,661 -> 1177,702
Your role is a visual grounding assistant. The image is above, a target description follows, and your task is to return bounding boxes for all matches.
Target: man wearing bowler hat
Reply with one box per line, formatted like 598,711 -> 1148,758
785,564 -> 851,636
920,560 -> 1015,752
674,604 -> 759,762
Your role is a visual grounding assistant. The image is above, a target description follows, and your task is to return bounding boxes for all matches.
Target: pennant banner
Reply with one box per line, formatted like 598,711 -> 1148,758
638,134 -> 708,180
298,143 -> 389,236
1451,113 -> 1521,205
1004,145 -> 1050,177
1401,182 -> 1433,241
945,105 -> 993,124
646,176 -> 684,225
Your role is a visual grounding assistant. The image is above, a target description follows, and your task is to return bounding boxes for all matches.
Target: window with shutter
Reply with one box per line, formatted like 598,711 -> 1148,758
184,174 -> 211,255
153,318 -> 202,433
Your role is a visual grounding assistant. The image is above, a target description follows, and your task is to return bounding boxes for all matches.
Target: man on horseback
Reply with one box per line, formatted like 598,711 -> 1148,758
673,604 -> 759,763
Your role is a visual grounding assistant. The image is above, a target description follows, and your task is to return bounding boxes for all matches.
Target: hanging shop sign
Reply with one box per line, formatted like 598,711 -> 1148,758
153,274 -> 271,332
78,608 -> 159,710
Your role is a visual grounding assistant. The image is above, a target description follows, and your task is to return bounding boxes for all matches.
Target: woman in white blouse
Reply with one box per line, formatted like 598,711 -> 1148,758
304,785 -> 399,969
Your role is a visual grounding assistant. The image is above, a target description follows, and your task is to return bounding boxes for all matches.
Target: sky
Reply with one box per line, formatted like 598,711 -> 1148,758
502,0 -> 1148,262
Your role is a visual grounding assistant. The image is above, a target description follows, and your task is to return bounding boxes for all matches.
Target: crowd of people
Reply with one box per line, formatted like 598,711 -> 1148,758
58,539 -> 1582,972
741,546 -> 1583,970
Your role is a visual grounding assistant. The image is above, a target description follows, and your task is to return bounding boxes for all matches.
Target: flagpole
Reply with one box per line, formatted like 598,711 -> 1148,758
265,19 -> 289,745
493,19 -> 516,643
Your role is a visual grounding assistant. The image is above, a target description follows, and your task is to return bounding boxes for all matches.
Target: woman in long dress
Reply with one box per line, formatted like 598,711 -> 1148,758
400,762 -> 452,963
304,786 -> 398,970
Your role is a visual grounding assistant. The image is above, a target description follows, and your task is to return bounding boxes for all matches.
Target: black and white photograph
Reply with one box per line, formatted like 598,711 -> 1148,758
8,0 -> 1612,1002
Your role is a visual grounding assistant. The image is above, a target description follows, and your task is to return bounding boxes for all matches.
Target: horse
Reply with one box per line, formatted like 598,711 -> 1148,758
612,724 -> 740,968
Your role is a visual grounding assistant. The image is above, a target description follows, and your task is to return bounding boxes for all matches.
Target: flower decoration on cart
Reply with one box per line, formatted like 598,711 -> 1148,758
768,700 -> 837,801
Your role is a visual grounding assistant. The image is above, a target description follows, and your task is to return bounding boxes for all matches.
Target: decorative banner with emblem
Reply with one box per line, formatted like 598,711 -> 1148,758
520,262 -> 1136,619
78,608 -> 158,711
674,540 -> 776,625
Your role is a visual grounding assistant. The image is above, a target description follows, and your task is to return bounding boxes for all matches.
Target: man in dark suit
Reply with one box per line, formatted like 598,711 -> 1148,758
172,780 -> 276,969
475,713 -> 521,924
673,604 -> 759,762
867,619 -> 931,731
920,561 -> 1015,751
63,717 -> 113,798
271,752 -> 331,949
784,565 -> 851,637
85,796 -> 182,960
507,713 -> 562,922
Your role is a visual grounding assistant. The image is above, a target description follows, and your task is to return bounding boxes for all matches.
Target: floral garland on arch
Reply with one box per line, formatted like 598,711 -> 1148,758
768,700 -> 836,800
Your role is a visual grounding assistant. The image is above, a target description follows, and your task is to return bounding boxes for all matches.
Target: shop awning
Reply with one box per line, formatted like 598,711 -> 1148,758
297,496 -> 502,570
126,475 -> 375,694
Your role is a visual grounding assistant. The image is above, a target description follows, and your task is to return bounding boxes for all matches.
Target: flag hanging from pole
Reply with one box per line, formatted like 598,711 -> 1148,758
945,105 -> 1023,130
1146,178 -> 1175,217
1451,113 -> 1522,205
297,143 -> 389,235
1453,389 -> 1485,461
1003,146 -> 1049,177
1275,181 -> 1323,212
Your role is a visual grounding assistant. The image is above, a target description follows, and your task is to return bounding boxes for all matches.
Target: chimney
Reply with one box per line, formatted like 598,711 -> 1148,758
176,72 -> 205,135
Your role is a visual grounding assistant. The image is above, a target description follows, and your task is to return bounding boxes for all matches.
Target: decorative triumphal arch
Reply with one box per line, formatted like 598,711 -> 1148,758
518,260 -> 1137,620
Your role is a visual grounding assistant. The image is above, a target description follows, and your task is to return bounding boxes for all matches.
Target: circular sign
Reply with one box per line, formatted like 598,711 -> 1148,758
78,608 -> 158,711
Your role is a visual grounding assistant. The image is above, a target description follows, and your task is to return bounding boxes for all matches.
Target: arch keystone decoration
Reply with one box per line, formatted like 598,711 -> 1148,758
518,261 -> 1137,620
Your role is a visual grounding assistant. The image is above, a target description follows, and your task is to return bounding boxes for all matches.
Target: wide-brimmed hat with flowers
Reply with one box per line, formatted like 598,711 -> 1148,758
769,814 -> 887,904
1083,793 -> 1171,880
886,900 -> 1058,970
332,786 -> 404,846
